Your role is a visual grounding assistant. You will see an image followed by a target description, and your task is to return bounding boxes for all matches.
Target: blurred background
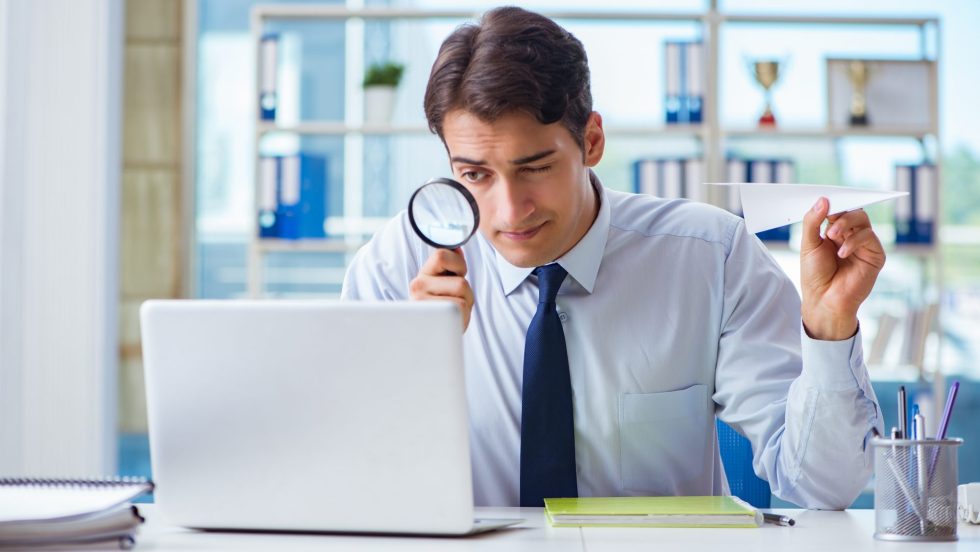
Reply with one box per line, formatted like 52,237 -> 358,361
0,0 -> 978,508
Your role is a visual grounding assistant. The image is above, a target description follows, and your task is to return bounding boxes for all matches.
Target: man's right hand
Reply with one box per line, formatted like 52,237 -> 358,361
409,248 -> 475,331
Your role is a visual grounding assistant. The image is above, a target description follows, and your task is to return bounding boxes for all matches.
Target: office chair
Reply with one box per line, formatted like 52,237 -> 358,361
716,419 -> 771,508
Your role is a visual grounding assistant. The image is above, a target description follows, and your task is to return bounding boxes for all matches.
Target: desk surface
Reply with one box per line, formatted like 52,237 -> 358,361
135,505 -> 980,551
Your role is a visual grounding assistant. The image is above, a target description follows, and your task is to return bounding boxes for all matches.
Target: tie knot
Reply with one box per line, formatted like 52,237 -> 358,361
533,264 -> 567,304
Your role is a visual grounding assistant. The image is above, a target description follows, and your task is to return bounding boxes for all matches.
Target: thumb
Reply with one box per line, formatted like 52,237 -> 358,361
800,196 -> 829,253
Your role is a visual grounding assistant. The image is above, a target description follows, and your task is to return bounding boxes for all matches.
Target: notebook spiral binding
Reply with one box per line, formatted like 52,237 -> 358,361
0,476 -> 153,489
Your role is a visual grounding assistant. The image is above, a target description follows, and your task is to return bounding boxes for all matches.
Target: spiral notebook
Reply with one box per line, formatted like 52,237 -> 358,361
0,477 -> 153,549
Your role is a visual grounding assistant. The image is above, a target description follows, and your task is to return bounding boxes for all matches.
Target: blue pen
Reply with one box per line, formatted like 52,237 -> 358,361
910,404 -> 919,439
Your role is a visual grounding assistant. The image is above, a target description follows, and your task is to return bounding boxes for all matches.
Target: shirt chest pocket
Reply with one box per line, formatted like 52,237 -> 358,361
619,384 -> 711,495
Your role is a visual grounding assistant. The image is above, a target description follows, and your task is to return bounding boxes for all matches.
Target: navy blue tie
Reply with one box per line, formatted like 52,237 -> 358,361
520,264 -> 578,507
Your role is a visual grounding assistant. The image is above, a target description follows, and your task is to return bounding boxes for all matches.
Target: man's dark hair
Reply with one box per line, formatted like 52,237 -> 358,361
423,6 -> 593,149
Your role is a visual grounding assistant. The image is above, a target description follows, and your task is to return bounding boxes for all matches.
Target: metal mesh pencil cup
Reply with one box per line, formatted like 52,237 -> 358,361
872,436 -> 962,541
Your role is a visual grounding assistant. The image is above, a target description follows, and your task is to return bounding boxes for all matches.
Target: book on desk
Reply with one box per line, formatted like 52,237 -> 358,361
0,477 -> 153,549
544,496 -> 763,528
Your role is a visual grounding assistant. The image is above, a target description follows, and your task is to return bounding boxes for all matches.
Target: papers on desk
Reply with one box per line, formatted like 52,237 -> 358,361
544,496 -> 762,528
708,183 -> 908,234
0,477 -> 153,549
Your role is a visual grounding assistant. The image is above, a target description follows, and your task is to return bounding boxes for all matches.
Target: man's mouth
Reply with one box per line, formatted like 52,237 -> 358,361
500,222 -> 546,242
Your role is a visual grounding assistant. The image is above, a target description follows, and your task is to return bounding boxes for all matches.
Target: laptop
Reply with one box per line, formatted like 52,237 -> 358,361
140,300 -> 522,535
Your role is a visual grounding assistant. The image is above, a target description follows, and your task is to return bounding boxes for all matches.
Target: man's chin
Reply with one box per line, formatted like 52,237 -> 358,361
493,243 -> 553,268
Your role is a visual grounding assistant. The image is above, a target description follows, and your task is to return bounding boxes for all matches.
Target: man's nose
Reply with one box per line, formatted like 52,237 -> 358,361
496,177 -> 534,226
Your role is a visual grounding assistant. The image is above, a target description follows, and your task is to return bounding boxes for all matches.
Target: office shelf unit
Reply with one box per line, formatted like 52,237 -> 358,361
248,2 -> 943,387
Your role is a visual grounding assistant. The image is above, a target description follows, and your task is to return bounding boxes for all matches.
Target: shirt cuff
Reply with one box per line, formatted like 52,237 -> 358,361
799,322 -> 869,392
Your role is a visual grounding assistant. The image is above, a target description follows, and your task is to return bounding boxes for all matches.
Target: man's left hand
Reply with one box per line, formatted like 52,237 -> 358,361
799,197 -> 886,341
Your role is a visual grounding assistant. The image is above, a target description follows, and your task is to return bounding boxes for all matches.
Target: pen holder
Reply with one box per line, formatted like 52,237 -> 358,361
872,437 -> 963,542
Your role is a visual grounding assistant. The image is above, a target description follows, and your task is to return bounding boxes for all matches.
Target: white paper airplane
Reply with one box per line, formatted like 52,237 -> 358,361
708,183 -> 908,234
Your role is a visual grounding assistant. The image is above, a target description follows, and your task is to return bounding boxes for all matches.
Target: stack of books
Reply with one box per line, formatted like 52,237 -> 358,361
544,496 -> 762,528
0,477 -> 153,549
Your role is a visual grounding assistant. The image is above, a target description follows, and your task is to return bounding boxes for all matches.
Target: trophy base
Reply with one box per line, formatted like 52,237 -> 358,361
849,114 -> 869,126
758,113 -> 776,127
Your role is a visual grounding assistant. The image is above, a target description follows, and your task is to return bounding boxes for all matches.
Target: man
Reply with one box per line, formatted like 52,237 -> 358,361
342,7 -> 884,509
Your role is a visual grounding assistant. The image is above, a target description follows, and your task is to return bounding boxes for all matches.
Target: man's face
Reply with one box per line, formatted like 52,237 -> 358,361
441,109 -> 604,268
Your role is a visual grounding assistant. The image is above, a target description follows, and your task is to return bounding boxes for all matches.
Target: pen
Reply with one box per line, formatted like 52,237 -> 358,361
763,513 -> 795,527
914,412 -> 928,535
936,381 -> 960,439
897,386 -> 907,439
910,404 -> 920,439
927,381 -> 961,485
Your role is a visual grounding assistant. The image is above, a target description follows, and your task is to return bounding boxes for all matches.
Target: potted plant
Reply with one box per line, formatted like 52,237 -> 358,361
363,61 -> 405,124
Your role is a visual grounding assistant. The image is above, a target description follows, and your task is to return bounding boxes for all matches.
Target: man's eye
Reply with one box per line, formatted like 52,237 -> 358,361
523,165 -> 551,174
461,171 -> 487,183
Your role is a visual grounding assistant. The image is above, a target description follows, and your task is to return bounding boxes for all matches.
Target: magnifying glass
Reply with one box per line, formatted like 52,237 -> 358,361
408,177 -> 480,249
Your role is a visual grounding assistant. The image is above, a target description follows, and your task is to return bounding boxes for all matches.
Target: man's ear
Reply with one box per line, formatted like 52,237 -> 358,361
582,112 -> 605,167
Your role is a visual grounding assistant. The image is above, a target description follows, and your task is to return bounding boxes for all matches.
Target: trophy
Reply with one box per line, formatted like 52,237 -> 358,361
847,60 -> 870,126
750,60 -> 782,127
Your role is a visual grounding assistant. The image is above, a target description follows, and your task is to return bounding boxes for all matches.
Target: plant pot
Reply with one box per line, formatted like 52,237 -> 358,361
364,85 -> 396,125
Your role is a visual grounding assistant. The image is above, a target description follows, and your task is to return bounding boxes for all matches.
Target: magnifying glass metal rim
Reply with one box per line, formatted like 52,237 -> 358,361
408,177 -> 480,249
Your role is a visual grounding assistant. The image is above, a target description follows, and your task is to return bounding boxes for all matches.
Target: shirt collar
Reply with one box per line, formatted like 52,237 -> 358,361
494,170 -> 610,296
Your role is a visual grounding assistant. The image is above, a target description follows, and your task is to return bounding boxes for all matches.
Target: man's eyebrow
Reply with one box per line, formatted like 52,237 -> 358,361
510,150 -> 555,165
449,150 -> 556,167
450,156 -> 487,166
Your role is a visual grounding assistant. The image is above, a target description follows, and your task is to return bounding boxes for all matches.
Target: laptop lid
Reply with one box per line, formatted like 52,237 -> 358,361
140,300 -> 476,534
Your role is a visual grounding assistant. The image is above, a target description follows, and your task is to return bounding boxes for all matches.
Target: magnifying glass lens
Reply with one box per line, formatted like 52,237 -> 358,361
408,178 -> 480,249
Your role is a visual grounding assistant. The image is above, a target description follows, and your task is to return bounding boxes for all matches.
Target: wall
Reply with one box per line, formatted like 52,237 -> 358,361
0,0 -> 123,475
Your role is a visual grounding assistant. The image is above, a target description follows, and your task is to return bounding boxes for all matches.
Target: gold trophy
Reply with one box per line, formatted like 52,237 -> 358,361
847,60 -> 870,126
750,60 -> 781,127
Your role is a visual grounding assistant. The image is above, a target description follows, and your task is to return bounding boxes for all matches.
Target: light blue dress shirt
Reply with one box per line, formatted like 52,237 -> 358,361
341,174 -> 883,509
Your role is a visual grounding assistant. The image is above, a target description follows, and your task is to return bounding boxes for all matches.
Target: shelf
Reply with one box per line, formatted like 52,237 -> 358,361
258,122 -> 430,136
722,127 -> 937,140
258,121 -> 707,138
253,6 -> 705,23
254,6 -> 936,27
720,14 -> 938,27
607,124 -> 705,137
887,243 -> 940,258
247,4 -> 944,322
254,238 -> 364,253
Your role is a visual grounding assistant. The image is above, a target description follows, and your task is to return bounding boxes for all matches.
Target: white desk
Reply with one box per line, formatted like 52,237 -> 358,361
135,505 -> 980,551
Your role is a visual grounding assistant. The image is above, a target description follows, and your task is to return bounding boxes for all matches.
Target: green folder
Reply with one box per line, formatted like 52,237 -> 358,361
544,496 -> 762,528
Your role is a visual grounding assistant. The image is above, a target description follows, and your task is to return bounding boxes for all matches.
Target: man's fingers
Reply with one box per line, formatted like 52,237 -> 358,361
801,197 -> 829,252
837,227 -> 885,265
414,274 -> 472,299
410,274 -> 474,330
826,209 -> 872,244
419,247 -> 468,277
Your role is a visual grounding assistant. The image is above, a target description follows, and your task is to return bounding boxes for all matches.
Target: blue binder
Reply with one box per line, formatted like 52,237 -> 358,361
894,164 -> 916,244
259,33 -> 279,121
913,164 -> 936,244
663,40 -> 704,125
260,153 -> 328,240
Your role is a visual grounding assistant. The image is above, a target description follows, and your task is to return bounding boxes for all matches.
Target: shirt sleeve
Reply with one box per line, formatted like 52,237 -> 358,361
712,218 -> 884,510
341,211 -> 426,301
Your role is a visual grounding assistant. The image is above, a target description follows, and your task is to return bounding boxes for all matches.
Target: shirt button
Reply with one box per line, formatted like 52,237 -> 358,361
558,312 -> 569,322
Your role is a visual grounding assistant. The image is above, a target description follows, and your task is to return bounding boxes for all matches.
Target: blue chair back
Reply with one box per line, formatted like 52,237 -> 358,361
716,419 -> 771,508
